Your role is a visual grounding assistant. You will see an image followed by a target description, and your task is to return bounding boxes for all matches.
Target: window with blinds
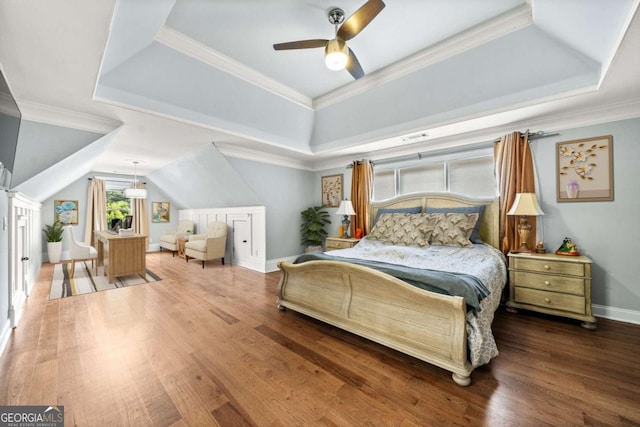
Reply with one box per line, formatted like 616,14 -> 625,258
372,151 -> 495,200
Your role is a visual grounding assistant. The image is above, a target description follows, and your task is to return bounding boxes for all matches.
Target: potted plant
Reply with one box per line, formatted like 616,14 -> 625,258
300,206 -> 331,253
43,221 -> 64,263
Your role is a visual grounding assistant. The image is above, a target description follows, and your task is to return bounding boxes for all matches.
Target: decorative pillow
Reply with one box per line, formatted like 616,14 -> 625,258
425,205 -> 485,243
373,206 -> 421,226
368,213 -> 433,247
426,213 -> 479,247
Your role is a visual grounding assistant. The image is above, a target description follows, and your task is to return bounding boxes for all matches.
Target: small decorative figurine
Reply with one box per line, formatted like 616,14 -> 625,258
535,241 -> 546,254
555,237 -> 580,256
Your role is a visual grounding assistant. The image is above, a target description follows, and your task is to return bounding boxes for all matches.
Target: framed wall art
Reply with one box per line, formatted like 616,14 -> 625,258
557,135 -> 613,202
321,174 -> 343,208
151,201 -> 170,223
54,200 -> 78,225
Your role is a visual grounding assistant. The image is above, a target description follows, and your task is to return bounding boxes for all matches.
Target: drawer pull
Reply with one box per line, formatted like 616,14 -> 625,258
544,297 -> 551,303
544,264 -> 550,270
544,280 -> 551,286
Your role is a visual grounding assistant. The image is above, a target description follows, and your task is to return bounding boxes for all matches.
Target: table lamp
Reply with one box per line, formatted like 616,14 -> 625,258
507,193 -> 544,252
336,200 -> 356,238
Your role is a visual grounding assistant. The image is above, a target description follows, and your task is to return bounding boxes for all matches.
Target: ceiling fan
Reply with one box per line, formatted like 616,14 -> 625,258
273,0 -> 386,80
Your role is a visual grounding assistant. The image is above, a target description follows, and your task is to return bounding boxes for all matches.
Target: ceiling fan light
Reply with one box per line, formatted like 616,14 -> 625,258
325,38 -> 348,71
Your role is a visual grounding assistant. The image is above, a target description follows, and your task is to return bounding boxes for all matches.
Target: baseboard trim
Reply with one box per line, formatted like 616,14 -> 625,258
593,304 -> 640,325
265,255 -> 300,273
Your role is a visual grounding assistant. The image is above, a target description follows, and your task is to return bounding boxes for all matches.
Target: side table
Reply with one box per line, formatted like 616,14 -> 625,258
177,237 -> 188,259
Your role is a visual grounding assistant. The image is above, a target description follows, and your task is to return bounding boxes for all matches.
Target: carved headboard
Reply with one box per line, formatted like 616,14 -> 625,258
370,193 -> 499,249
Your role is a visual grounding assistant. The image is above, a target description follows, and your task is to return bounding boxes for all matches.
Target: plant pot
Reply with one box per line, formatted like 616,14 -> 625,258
304,245 -> 323,253
47,241 -> 62,264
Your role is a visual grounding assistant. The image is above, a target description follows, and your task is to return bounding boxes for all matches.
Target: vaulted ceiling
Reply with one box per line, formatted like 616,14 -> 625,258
1,0 -> 639,186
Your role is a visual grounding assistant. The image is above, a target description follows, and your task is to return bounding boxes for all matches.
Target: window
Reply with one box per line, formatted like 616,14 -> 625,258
105,181 -> 132,230
399,164 -> 445,194
449,157 -> 495,196
373,149 -> 495,200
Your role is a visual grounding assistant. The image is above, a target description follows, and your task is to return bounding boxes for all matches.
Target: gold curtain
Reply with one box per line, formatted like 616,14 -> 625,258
494,131 -> 536,255
132,181 -> 149,248
350,160 -> 374,236
84,178 -> 107,247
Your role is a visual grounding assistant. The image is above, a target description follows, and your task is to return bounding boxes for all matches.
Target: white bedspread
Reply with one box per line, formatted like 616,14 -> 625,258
327,237 -> 507,367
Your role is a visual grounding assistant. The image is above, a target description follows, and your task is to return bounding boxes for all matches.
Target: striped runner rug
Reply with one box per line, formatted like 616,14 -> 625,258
50,261 -> 161,300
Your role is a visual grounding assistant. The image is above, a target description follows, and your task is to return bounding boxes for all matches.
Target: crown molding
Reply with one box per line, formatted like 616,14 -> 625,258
16,100 -> 121,134
155,26 -> 313,110
216,142 -> 314,171
313,4 -> 533,110
309,96 -> 640,171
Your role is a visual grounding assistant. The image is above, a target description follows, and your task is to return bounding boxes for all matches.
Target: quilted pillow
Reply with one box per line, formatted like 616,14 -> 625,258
373,206 -> 422,226
368,213 -> 433,247
426,213 -> 479,247
425,205 -> 485,243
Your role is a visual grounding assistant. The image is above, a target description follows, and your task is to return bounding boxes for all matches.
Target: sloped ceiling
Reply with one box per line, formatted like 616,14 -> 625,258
1,0 -> 639,200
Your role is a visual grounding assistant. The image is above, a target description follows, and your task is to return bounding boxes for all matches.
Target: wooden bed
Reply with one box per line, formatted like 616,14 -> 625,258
277,193 -> 500,386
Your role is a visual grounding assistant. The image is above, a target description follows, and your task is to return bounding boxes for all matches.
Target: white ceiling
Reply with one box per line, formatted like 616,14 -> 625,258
1,0 -> 639,178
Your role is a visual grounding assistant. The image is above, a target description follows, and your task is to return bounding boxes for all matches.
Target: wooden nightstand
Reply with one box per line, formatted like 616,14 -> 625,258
325,237 -> 360,251
507,252 -> 596,329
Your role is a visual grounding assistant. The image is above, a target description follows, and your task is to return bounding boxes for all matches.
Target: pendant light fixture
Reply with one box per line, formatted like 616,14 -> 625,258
124,161 -> 147,199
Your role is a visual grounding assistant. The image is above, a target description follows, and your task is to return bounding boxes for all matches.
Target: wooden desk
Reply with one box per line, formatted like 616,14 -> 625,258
94,231 -> 147,284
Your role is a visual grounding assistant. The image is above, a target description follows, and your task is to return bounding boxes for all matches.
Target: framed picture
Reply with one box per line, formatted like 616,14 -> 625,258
557,135 -> 613,202
152,202 -> 170,223
54,200 -> 78,225
321,174 -> 343,207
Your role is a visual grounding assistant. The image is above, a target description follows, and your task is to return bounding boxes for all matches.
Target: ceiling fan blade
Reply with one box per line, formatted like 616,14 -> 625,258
273,39 -> 329,50
337,0 -> 385,41
346,48 -> 365,80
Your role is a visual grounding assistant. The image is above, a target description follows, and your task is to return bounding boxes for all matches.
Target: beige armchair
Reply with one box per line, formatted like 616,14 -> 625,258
66,226 -> 97,277
159,220 -> 195,256
184,221 -> 227,268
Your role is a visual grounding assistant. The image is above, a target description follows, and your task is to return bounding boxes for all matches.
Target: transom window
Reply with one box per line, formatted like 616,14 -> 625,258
373,149 -> 496,200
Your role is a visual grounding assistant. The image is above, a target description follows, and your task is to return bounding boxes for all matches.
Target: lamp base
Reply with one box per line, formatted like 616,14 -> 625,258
513,216 -> 532,253
341,216 -> 351,238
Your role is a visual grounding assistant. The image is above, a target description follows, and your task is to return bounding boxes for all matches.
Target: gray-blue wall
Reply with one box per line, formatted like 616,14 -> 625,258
227,157 -> 317,259
531,117 -> 639,314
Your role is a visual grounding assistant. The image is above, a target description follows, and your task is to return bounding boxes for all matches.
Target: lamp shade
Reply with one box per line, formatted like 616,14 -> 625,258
124,187 -> 147,199
507,193 -> 544,216
336,200 -> 356,216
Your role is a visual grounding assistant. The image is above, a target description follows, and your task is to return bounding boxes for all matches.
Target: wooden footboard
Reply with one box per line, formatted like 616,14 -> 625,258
277,260 -> 474,386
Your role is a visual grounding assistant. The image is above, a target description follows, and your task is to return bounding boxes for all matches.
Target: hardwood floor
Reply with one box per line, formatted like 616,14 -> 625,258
1,252 -> 639,426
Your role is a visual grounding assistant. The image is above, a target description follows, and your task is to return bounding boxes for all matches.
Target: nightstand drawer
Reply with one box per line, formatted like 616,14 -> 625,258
327,240 -> 354,250
512,271 -> 585,296
511,257 -> 585,276
514,287 -> 586,315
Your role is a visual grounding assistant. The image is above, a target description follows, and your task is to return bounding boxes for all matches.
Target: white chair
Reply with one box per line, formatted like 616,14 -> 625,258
66,226 -> 98,277
159,220 -> 195,256
184,221 -> 227,268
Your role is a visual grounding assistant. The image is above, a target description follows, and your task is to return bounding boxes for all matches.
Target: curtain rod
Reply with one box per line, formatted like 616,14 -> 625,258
346,131 -> 558,168
492,131 -> 559,143
88,177 -> 147,185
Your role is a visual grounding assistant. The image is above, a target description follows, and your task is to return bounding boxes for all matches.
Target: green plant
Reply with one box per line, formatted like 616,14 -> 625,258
300,206 -> 331,247
42,221 -> 64,242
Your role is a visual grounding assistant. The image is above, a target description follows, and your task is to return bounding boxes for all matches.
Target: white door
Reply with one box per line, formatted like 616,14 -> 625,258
9,216 -> 28,328
230,214 -> 251,265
